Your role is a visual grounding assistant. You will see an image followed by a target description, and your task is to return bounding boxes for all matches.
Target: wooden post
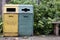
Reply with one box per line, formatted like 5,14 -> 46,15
55,24 -> 59,36
37,0 -> 40,5
54,24 -> 59,36
32,0 -> 40,5
2,0 -> 11,15
2,0 -> 6,6
0,0 -> 2,15
2,0 -> 6,14
52,22 -> 60,36
6,0 -> 11,3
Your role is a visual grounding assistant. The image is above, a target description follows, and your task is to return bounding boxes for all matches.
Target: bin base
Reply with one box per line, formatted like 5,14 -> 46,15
3,32 -> 18,37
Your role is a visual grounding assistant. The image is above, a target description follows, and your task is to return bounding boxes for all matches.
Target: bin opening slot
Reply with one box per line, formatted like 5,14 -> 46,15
22,8 -> 30,12
7,8 -> 16,12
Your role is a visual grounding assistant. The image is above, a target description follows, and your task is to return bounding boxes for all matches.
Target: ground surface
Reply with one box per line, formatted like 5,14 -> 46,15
0,35 -> 60,40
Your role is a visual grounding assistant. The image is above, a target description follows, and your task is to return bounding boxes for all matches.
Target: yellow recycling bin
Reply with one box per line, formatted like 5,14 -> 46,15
3,4 -> 19,37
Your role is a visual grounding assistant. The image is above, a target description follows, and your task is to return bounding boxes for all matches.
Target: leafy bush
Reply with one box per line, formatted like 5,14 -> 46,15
0,16 -> 2,33
8,0 -> 60,35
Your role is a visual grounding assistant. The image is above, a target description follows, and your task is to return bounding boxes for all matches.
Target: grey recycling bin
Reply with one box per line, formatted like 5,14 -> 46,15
18,5 -> 34,36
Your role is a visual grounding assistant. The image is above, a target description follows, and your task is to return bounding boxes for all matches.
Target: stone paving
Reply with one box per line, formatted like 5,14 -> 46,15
0,36 -> 60,40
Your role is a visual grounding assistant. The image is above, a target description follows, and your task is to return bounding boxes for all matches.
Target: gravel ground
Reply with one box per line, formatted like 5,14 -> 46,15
0,35 -> 60,40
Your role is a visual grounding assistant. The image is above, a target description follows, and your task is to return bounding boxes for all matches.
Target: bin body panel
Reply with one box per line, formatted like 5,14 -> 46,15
18,13 -> 33,36
3,13 -> 18,36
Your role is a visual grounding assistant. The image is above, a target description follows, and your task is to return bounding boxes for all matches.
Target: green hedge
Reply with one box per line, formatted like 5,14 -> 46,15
9,0 -> 60,35
0,16 -> 2,33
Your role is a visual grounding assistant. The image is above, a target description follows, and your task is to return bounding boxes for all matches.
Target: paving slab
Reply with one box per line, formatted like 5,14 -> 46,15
0,36 -> 60,40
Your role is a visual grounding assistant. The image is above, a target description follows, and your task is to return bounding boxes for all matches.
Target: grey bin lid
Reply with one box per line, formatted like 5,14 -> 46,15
19,5 -> 33,13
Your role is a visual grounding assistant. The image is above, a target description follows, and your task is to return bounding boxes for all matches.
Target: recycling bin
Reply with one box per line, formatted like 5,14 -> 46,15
18,5 -> 34,36
3,4 -> 19,36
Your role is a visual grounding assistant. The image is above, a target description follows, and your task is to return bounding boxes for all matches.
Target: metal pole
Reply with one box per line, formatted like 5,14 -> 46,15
0,0 -> 2,15
2,0 -> 6,6
2,0 -> 6,16
2,0 -> 6,10
32,0 -> 40,5
6,0 -> 11,3
37,0 -> 40,5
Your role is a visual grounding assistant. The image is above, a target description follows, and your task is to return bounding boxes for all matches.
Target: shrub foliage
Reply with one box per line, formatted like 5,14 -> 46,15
9,0 -> 60,35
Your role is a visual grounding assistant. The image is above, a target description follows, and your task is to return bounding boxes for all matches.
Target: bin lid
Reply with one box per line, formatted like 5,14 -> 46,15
3,4 -> 20,13
19,5 -> 33,13
4,4 -> 19,7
